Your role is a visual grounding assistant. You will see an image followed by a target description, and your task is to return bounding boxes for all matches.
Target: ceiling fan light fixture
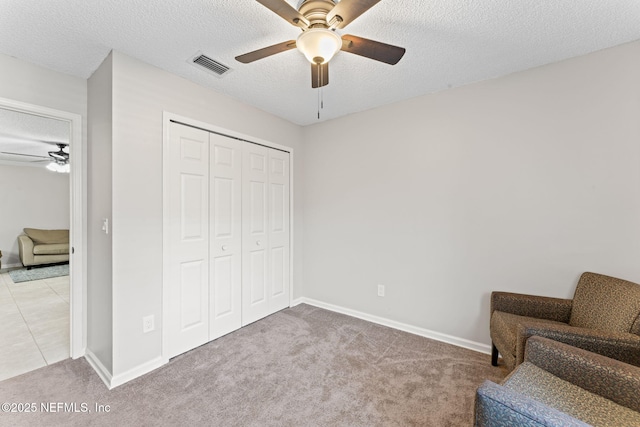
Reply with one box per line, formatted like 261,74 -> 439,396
296,28 -> 342,64
46,159 -> 70,173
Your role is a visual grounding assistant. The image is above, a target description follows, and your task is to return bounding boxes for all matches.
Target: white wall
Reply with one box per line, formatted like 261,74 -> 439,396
87,53 -> 114,372
301,40 -> 640,347
0,164 -> 70,267
106,51 -> 303,378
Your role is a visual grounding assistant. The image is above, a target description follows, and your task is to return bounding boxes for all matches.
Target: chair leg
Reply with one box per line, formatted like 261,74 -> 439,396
491,343 -> 499,366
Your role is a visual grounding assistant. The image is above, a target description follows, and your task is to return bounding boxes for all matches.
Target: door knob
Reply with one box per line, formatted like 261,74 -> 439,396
222,245 -> 228,251
256,240 -> 261,246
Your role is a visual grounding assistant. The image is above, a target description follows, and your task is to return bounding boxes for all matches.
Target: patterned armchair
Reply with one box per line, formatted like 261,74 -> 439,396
475,336 -> 640,426
490,272 -> 640,372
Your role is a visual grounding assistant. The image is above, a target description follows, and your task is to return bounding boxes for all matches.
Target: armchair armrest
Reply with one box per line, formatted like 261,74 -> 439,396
474,380 -> 589,427
524,336 -> 640,412
515,322 -> 640,369
17,234 -> 34,266
491,291 -> 572,322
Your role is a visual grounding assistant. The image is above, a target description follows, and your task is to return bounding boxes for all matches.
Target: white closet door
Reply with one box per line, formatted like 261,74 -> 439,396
209,133 -> 242,339
268,150 -> 290,312
242,144 -> 270,325
167,123 -> 210,358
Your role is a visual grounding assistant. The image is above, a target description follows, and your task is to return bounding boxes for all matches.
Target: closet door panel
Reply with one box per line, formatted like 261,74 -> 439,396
167,123 -> 210,358
210,133 -> 242,339
242,144 -> 271,325
268,150 -> 290,311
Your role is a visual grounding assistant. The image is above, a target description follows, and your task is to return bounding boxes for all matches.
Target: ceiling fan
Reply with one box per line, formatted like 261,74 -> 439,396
235,0 -> 406,88
48,143 -> 70,163
0,142 -> 70,172
46,143 -> 70,173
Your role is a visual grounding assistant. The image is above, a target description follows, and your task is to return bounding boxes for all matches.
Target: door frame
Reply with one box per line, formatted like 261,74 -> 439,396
0,96 -> 86,359
161,112 -> 294,363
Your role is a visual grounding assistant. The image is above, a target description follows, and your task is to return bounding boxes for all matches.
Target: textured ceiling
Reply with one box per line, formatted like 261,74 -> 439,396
1,1 -> 640,126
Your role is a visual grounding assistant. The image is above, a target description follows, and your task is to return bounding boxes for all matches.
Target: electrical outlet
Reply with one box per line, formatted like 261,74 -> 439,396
143,315 -> 155,333
377,284 -> 385,297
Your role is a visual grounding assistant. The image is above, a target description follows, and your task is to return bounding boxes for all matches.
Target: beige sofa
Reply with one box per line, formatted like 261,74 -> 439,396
18,228 -> 69,268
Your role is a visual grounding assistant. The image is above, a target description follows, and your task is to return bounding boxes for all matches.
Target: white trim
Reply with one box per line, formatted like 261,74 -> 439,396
110,356 -> 165,389
295,297 -> 492,355
161,112 -> 295,363
84,350 -> 112,389
161,113 -> 171,365
0,97 -> 86,360
288,150 -> 294,307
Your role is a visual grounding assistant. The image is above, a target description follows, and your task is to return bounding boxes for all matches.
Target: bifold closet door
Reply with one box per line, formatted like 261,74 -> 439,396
242,144 -> 290,325
209,133 -> 242,339
167,123 -> 210,358
167,122 -> 290,356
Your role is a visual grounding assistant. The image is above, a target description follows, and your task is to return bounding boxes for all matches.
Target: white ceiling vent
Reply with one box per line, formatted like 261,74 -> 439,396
190,52 -> 231,77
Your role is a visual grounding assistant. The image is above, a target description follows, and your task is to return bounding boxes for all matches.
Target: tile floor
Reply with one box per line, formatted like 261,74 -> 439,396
0,271 -> 69,381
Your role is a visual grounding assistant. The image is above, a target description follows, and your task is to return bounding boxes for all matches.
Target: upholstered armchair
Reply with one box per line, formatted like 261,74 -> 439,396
490,272 -> 640,372
475,336 -> 640,426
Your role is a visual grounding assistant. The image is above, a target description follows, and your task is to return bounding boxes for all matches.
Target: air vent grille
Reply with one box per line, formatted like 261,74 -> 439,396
191,54 -> 231,77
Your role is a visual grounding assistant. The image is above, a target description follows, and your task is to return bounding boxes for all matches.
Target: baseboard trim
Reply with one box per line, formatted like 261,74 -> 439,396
85,350 -> 165,389
295,297 -> 491,355
84,349 -> 113,389
110,356 -> 165,389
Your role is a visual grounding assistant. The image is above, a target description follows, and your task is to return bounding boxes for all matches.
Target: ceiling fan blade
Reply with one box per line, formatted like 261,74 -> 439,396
341,35 -> 406,65
49,152 -> 68,161
327,0 -> 381,29
0,151 -> 49,159
255,0 -> 309,28
311,62 -> 329,88
235,40 -> 297,64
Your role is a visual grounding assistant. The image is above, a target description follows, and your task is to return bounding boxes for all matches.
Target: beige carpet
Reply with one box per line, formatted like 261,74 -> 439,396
0,304 -> 506,426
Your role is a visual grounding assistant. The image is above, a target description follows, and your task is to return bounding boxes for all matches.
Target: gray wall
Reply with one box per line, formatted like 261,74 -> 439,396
301,39 -> 640,347
0,53 -> 86,119
0,53 -> 86,269
107,51 -> 303,377
5,38 -> 640,383
0,51 -> 87,358
87,52 -> 114,372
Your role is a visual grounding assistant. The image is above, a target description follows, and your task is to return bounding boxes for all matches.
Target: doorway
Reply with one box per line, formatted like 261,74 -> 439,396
0,97 -> 84,380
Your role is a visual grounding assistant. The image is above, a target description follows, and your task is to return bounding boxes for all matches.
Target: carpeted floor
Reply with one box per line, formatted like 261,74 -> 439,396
8,264 -> 69,283
0,304 -> 506,426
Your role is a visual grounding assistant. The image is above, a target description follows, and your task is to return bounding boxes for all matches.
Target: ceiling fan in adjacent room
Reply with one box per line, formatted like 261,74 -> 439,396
46,143 -> 70,173
0,142 -> 70,173
235,0 -> 406,88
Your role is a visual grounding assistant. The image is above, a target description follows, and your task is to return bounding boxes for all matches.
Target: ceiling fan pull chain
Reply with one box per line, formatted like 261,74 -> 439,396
317,63 -> 321,119
321,63 -> 324,110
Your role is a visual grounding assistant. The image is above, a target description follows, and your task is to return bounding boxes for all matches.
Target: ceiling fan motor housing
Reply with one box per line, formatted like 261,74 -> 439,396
298,0 -> 338,28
